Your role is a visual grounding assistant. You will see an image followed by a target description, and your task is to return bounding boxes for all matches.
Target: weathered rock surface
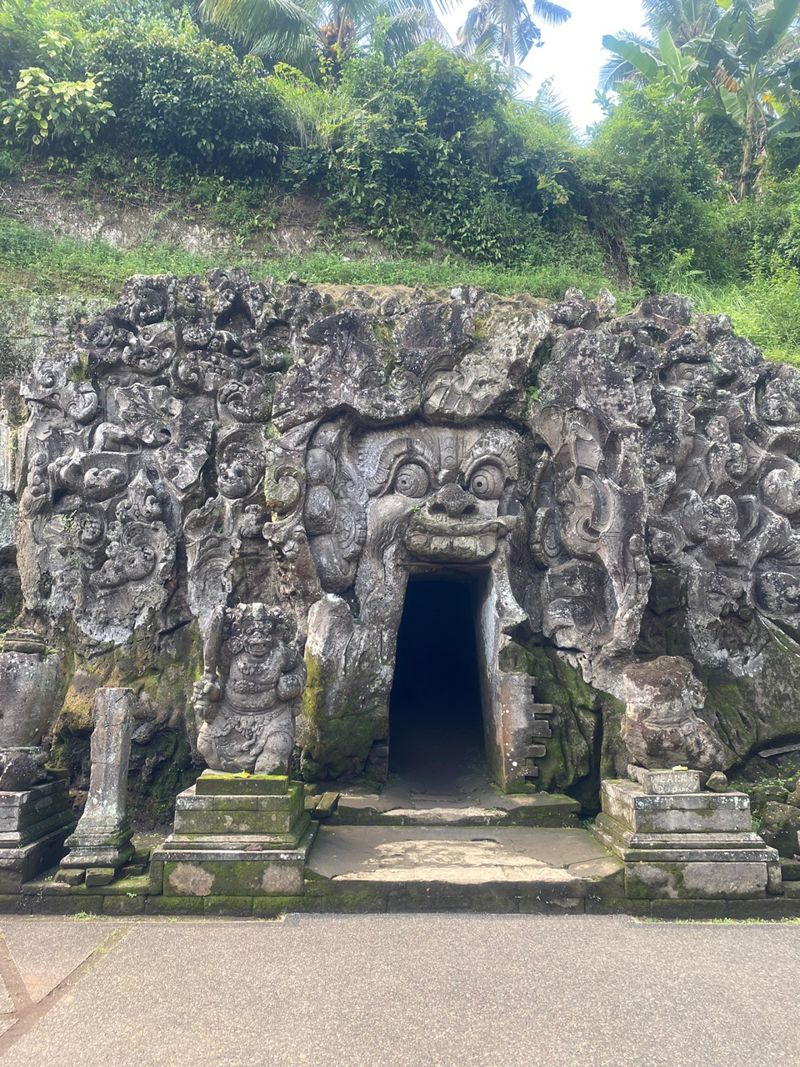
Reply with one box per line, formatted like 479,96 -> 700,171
61,687 -> 134,869
3,274 -> 800,796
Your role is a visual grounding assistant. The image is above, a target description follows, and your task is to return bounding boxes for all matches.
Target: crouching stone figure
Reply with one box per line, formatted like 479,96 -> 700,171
193,603 -> 306,774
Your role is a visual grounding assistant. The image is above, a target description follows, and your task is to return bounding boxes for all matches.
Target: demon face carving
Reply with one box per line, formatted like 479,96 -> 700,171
303,419 -> 529,593
366,426 -> 524,564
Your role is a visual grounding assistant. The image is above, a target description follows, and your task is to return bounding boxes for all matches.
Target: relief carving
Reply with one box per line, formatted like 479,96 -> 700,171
193,603 -> 306,774
11,273 -> 800,787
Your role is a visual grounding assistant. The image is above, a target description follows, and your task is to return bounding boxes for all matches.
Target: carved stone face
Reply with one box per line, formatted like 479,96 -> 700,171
237,618 -> 272,659
76,511 -> 104,546
228,604 -> 292,661
217,437 -> 265,500
365,426 -> 522,564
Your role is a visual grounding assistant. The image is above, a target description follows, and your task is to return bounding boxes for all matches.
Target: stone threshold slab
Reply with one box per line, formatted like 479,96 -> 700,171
306,825 -> 622,895
331,792 -> 580,827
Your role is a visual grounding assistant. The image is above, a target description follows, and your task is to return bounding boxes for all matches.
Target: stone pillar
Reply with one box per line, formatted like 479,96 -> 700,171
61,687 -> 134,873
0,629 -> 63,750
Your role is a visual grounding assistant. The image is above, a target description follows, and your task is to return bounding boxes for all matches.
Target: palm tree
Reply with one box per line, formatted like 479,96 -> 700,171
700,0 -> 800,196
457,0 -> 570,69
600,0 -> 722,88
602,0 -> 800,196
642,0 -> 723,41
200,0 -> 448,73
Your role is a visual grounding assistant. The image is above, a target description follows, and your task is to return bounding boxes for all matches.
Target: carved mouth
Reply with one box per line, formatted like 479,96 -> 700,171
409,514 -> 515,537
406,530 -> 499,561
405,514 -> 515,561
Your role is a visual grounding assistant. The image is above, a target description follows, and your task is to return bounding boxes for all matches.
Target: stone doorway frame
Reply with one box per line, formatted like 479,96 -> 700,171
387,566 -> 488,781
389,561 -> 554,792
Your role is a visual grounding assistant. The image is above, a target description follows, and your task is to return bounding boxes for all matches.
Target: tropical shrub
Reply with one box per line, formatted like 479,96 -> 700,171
585,80 -> 727,285
0,0 -> 89,91
2,66 -> 112,149
88,17 -> 288,174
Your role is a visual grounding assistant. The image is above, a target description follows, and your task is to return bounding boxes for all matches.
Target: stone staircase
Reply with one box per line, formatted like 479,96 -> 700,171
300,774 -> 621,913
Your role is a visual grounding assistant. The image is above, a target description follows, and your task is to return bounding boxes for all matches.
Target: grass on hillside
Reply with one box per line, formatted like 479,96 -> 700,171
2,214 -> 800,365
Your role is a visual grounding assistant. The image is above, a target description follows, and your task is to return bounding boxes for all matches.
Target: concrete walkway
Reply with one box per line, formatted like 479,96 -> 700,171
0,914 -> 798,1066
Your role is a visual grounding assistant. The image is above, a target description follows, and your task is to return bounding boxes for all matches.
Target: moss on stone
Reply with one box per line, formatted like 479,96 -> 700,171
500,641 -> 625,810
700,620 -> 800,762
300,648 -> 387,781
49,621 -> 203,827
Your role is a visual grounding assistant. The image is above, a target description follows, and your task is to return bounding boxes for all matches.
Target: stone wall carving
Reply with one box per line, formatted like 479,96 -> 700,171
5,273 -> 800,789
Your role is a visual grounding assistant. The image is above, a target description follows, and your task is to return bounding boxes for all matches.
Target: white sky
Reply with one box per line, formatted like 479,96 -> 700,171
442,0 -> 648,134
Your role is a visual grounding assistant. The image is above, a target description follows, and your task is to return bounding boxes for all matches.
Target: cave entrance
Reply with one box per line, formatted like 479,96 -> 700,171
389,574 -> 487,788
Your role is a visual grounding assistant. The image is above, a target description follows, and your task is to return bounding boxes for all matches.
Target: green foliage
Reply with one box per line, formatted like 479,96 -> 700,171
603,0 -> 800,199
299,42 -> 597,265
586,80 -> 726,286
0,0 -> 89,91
726,169 -> 800,271
88,17 -> 288,174
2,66 -> 113,149
663,256 -> 800,366
1,0 -> 800,368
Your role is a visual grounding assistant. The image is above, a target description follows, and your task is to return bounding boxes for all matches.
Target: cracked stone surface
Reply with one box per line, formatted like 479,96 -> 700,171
308,825 -> 618,886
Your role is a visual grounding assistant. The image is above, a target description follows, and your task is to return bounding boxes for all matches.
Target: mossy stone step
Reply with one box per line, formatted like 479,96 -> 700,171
195,771 -> 289,796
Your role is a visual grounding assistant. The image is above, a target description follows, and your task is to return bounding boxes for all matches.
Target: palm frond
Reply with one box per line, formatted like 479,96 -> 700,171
530,0 -> 570,27
201,0 -> 315,49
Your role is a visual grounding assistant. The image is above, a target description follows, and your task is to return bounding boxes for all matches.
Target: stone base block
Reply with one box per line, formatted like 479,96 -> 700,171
0,781 -> 75,890
593,778 -> 780,901
152,776 -> 315,897
0,779 -> 74,845
0,824 -> 75,892
195,772 -> 288,796
61,825 -> 133,870
173,782 -> 304,836
601,779 -> 752,834
623,859 -> 771,900
153,824 -> 317,898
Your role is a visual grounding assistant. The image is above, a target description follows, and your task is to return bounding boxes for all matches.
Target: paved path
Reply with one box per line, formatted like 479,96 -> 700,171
0,913 -> 798,1066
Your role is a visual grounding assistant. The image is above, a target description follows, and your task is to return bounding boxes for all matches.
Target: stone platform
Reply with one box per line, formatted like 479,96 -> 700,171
305,824 -> 623,911
150,773 -> 316,898
329,772 -> 581,828
593,777 -> 781,900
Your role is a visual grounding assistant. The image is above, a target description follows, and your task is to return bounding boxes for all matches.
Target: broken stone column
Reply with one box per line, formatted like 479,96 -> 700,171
0,628 -> 63,751
593,769 -> 781,900
0,629 -> 74,891
61,687 -> 134,874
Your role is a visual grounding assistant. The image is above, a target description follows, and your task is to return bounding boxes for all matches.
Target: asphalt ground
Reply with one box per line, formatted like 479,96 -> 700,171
0,913 -> 797,1066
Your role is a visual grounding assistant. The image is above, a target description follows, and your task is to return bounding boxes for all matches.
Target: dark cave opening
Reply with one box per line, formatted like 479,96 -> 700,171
388,575 -> 486,787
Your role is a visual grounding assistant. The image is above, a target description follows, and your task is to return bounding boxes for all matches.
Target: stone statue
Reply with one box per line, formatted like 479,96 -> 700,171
193,603 -> 306,774
621,657 -> 727,772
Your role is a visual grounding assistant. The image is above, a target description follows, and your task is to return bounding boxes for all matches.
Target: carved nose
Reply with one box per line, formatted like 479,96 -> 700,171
430,484 -> 477,517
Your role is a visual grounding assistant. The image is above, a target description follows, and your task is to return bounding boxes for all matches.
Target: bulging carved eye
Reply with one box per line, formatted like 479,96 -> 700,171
469,464 -> 505,500
393,463 -> 429,498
